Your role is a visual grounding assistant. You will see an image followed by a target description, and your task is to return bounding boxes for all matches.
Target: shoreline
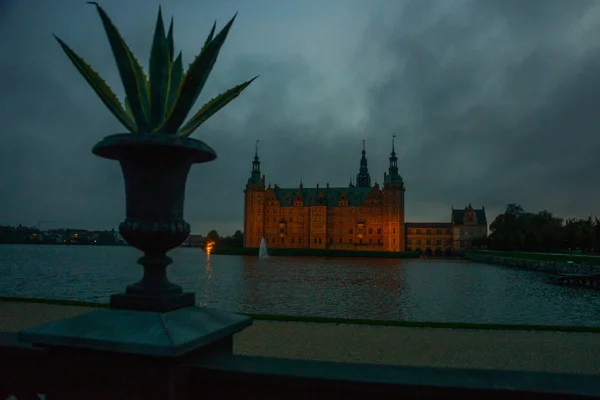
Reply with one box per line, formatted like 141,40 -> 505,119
1,296 -> 599,333
212,247 -> 423,258
466,252 -> 600,273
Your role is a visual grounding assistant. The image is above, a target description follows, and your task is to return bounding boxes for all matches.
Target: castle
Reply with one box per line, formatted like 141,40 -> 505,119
243,138 -> 487,254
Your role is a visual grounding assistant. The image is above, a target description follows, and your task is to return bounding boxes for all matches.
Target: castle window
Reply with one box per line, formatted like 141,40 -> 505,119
281,238 -> 284,243
426,240 -> 431,246
349,229 -> 354,234
314,238 -> 317,244
407,239 -> 412,245
272,238 -> 275,243
369,228 -> 373,234
426,229 -> 431,235
359,239 -> 363,244
378,238 -> 381,244
393,239 -> 395,244
393,228 -> 396,234
349,239 -> 353,243
369,239 -> 372,244
329,238 -> 333,244
289,217 -> 293,222
436,240 -> 442,246
416,229 -> 422,235
338,238 -> 342,244
299,238 -> 303,244
436,229 -> 441,235
318,238 -> 322,244
291,238 -> 295,243
377,229 -> 382,234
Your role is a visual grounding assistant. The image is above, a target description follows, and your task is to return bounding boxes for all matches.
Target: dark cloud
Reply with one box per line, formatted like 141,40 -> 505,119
1,0 -> 600,234
361,0 -> 600,221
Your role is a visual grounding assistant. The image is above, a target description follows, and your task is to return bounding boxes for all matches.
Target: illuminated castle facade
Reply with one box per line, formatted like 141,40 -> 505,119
243,138 -> 487,253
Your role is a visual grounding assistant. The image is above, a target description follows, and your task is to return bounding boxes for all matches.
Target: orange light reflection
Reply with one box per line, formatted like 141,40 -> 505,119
205,241 -> 215,256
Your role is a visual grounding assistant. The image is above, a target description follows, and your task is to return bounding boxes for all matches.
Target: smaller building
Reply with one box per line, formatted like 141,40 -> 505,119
405,204 -> 487,254
405,222 -> 453,254
451,204 -> 488,251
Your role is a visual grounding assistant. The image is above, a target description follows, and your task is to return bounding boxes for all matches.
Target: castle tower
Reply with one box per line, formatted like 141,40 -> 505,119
243,140 -> 266,248
382,135 -> 406,251
355,139 -> 372,188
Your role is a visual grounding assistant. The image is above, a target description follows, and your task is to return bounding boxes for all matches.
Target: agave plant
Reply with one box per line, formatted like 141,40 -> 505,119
53,2 -> 257,137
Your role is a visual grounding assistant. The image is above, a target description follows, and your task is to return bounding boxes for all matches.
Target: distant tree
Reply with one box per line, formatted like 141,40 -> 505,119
485,204 -> 600,254
218,230 -> 243,248
206,230 -> 220,245
97,230 -> 117,246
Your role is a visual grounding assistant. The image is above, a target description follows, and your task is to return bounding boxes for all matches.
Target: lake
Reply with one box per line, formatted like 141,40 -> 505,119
1,245 -> 599,326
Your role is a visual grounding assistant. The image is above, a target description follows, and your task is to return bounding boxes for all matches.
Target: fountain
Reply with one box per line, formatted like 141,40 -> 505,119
259,237 -> 269,259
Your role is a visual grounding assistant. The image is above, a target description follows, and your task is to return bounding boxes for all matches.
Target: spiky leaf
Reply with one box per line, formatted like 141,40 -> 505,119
178,76 -> 258,137
161,51 -> 183,126
202,21 -> 216,52
149,6 -> 170,129
124,96 -> 133,119
157,14 -> 238,134
54,35 -> 136,132
87,2 -> 150,132
166,17 -> 174,63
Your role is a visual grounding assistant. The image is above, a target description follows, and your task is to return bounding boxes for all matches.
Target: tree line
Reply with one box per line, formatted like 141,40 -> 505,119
472,204 -> 600,253
0,225 -> 123,245
205,229 -> 243,248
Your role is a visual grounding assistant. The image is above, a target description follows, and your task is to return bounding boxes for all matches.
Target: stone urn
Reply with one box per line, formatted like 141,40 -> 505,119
92,133 -> 217,312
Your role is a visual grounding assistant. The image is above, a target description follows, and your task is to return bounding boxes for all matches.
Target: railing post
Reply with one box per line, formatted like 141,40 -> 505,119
14,307 -> 250,398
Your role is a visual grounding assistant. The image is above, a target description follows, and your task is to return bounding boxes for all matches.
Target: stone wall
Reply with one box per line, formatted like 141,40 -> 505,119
464,252 -> 600,275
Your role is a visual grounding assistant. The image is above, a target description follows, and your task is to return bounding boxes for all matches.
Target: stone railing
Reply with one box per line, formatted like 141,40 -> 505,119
465,252 -> 600,275
2,331 -> 600,399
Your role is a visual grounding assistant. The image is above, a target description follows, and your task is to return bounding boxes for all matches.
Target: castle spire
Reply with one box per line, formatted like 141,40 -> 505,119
252,140 -> 261,173
384,134 -> 403,186
246,140 -> 263,187
356,139 -> 371,187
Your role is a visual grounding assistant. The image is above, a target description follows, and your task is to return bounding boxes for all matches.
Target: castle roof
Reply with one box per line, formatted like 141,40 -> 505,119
273,186 -> 374,207
452,208 -> 487,225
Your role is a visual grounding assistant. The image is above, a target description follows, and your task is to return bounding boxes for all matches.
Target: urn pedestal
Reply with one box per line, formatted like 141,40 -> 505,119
92,133 -> 217,312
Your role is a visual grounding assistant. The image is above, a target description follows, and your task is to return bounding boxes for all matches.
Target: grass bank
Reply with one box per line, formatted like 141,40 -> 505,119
1,296 -> 599,333
212,247 -> 421,259
468,250 -> 600,266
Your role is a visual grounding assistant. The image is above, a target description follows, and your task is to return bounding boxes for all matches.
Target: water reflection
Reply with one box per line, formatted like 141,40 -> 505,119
1,245 -> 600,326
205,253 -> 212,280
239,256 -> 411,319
201,252 -> 213,304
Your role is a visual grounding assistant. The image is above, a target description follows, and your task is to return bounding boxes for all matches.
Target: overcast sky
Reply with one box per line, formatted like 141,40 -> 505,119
1,0 -> 600,235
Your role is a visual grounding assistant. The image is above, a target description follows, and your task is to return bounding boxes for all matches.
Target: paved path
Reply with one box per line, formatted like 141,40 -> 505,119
1,301 -> 599,374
